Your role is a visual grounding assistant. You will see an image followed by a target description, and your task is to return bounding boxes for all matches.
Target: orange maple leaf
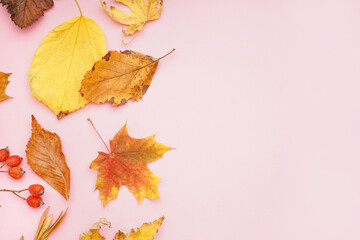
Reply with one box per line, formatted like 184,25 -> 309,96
89,120 -> 173,206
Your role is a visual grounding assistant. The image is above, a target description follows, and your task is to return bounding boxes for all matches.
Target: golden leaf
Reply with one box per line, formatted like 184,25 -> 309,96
0,72 -> 11,102
79,218 -> 111,240
34,207 -> 68,240
101,0 -> 163,35
26,115 -> 71,200
1,0 -> 54,29
80,217 -> 164,240
29,15 -> 107,119
80,49 -> 174,106
89,120 -> 173,206
113,216 -> 164,240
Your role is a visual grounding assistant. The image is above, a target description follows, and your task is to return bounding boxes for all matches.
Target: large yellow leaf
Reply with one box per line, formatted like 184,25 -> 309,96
29,15 -> 107,119
101,0 -> 163,35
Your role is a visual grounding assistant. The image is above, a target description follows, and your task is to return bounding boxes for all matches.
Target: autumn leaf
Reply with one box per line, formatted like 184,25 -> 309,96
26,115 -> 71,200
101,0 -> 163,35
1,0 -> 54,28
113,216 -> 164,240
88,120 -> 173,205
79,218 -> 111,240
0,72 -> 11,102
80,49 -> 174,106
80,217 -> 164,240
29,5 -> 107,119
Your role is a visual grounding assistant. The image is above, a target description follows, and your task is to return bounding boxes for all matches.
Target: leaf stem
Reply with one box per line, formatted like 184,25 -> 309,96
87,118 -> 111,154
158,48 -> 176,61
74,0 -> 83,16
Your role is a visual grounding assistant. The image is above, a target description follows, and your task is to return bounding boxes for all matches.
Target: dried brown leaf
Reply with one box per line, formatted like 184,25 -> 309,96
1,0 -> 54,28
26,115 -> 70,200
80,49 -> 174,106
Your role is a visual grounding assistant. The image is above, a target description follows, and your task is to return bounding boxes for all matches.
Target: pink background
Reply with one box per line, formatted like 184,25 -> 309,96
1,0 -> 360,239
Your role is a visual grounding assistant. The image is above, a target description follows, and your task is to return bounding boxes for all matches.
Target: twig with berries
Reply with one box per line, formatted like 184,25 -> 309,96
0,184 -> 45,208
0,147 -> 26,179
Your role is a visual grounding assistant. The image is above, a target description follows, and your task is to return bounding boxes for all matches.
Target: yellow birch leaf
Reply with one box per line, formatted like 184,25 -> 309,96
29,15 -> 107,119
101,0 -> 163,35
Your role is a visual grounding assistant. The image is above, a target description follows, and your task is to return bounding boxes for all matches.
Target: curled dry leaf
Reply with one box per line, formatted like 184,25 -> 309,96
80,217 -> 164,240
26,115 -> 70,200
29,14 -> 107,119
80,49 -> 174,106
89,121 -> 173,206
0,72 -> 11,102
101,0 -> 163,35
1,0 -> 54,28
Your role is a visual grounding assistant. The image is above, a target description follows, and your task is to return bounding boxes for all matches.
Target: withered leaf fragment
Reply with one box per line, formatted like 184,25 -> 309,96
114,216 -> 164,240
80,217 -> 164,240
101,0 -> 163,35
89,121 -> 173,205
0,72 -> 11,102
26,115 -> 70,200
80,49 -> 174,106
1,0 -> 54,28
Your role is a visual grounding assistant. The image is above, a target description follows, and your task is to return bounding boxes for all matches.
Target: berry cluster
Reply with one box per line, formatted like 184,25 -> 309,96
0,147 -> 25,179
0,147 -> 45,208
0,184 -> 45,208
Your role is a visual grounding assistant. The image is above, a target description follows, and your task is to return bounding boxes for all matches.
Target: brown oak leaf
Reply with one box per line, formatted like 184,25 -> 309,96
1,0 -> 54,28
89,120 -> 173,206
0,72 -> 11,102
26,115 -> 70,200
80,49 -> 174,106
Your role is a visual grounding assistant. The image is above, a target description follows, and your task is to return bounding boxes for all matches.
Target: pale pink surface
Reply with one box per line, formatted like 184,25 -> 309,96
1,0 -> 360,239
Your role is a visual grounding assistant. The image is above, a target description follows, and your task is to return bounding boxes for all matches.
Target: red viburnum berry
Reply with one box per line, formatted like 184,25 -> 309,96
6,155 -> 22,167
26,195 -> 44,208
8,167 -> 25,179
0,147 -> 9,162
29,184 -> 44,196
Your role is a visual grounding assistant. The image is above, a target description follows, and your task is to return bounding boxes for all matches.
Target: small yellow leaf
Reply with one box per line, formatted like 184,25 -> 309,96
101,0 -> 163,35
113,216 -> 164,240
0,72 -> 11,102
29,15 -> 107,118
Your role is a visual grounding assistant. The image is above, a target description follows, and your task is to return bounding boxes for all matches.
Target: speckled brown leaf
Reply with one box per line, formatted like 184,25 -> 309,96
26,115 -> 70,200
0,72 -> 11,102
1,0 -> 53,28
80,49 -> 174,106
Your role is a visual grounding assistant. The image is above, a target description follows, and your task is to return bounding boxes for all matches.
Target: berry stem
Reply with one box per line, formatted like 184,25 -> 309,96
0,170 -> 7,173
0,189 -> 28,200
0,163 -> 6,169
12,192 -> 26,200
87,118 -> 111,154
